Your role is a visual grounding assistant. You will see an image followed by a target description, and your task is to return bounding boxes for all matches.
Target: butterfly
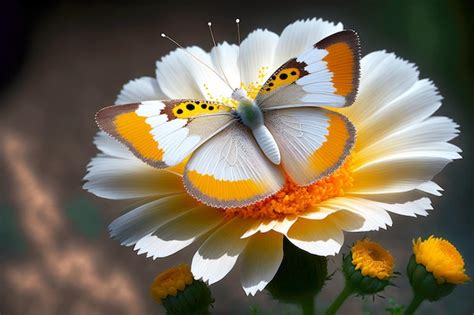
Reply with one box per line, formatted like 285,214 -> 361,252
96,30 -> 360,208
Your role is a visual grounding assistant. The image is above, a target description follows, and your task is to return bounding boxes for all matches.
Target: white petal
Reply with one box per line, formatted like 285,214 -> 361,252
192,217 -> 253,284
354,79 -> 443,148
108,194 -> 197,246
116,76 -> 167,105
299,205 -> 339,220
93,131 -> 134,159
351,154 -> 454,194
286,215 -> 344,256
239,29 -> 279,86
345,194 -> 433,217
156,46 -> 230,100
318,197 -> 392,231
354,116 -> 461,167
134,206 -> 223,259
239,231 -> 283,295
241,219 -> 270,239
417,181 -> 443,196
343,51 -> 420,127
326,210 -> 368,232
374,197 -> 433,217
273,18 -> 343,66
83,155 -> 182,200
272,216 -> 298,235
210,42 -> 240,89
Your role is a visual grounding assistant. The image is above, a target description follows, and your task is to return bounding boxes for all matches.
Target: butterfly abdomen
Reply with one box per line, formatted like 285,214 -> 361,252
252,125 -> 281,165
236,98 -> 281,165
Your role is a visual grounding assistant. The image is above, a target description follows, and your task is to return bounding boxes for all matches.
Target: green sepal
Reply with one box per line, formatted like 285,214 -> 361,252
406,254 -> 456,301
161,280 -> 214,315
342,252 -> 391,295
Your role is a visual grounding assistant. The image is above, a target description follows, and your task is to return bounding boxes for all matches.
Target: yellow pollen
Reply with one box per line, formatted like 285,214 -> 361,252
351,239 -> 394,280
202,66 -> 269,107
413,236 -> 470,284
150,264 -> 194,303
224,158 -> 353,219
241,66 -> 269,100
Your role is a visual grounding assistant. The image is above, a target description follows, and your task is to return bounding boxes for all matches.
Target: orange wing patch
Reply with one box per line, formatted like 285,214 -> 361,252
185,171 -> 268,202
308,111 -> 355,177
316,30 -> 360,105
115,111 -> 164,161
96,103 -> 167,167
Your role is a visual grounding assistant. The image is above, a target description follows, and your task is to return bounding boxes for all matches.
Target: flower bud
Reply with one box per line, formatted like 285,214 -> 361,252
150,264 -> 214,315
407,236 -> 470,301
342,239 -> 394,295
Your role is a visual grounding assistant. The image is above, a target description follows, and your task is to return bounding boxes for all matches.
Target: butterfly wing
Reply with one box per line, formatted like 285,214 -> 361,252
256,30 -> 360,110
96,100 -> 235,168
264,107 -> 355,186
183,121 -> 285,208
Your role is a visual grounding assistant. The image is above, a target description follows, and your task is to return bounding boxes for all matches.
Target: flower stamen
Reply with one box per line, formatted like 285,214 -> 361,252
224,158 -> 353,219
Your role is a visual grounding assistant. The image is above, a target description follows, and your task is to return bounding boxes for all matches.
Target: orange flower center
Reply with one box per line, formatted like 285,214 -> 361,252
224,158 -> 354,219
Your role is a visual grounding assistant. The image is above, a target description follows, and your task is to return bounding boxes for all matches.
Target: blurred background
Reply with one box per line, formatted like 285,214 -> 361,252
0,0 -> 472,314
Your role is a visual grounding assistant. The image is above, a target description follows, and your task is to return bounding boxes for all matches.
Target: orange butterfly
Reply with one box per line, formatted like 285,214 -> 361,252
96,30 -> 360,208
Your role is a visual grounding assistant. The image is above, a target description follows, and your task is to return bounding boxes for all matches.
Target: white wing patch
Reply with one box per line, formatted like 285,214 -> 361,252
183,122 -> 285,208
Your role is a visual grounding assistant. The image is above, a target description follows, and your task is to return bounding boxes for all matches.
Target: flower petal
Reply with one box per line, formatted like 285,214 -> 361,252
273,18 -> 343,67
134,205 -> 223,259
343,51 -> 420,129
354,116 -> 461,167
93,131 -> 135,159
373,197 -> 433,217
286,215 -> 344,256
351,153 -> 454,194
239,29 -> 279,86
417,181 -> 443,196
239,231 -> 283,295
83,155 -> 182,200
354,79 -> 442,148
299,205 -> 339,220
327,210 -> 367,232
108,194 -> 197,246
210,42 -> 240,89
156,46 -> 230,100
115,76 -> 167,105
192,217 -> 253,284
316,197 -> 392,231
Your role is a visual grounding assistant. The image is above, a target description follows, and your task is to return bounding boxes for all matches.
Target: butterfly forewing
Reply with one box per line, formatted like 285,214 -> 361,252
183,121 -> 285,208
256,30 -> 360,109
95,100 -> 235,168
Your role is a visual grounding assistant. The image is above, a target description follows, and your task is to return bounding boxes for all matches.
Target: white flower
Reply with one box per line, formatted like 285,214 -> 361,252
83,18 -> 461,295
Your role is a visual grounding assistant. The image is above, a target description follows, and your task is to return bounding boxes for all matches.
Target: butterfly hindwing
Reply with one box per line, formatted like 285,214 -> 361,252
256,30 -> 360,109
264,107 -> 355,186
183,121 -> 285,208
96,100 -> 235,168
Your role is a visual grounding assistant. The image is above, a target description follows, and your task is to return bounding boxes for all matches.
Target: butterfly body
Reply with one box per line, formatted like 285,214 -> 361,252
96,30 -> 361,208
234,91 -> 281,165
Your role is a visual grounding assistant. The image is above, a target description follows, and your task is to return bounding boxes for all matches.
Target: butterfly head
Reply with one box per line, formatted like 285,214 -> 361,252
231,88 -> 248,102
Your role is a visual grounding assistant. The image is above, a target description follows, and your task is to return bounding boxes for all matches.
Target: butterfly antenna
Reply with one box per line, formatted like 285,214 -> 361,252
207,22 -> 233,89
160,33 -> 233,91
235,18 -> 242,88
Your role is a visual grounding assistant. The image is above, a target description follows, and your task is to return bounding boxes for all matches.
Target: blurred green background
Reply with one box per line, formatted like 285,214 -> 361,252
0,0 -> 472,314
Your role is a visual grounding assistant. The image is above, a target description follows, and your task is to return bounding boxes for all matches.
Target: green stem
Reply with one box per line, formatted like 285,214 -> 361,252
300,295 -> 315,315
403,294 -> 424,315
324,285 -> 353,315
